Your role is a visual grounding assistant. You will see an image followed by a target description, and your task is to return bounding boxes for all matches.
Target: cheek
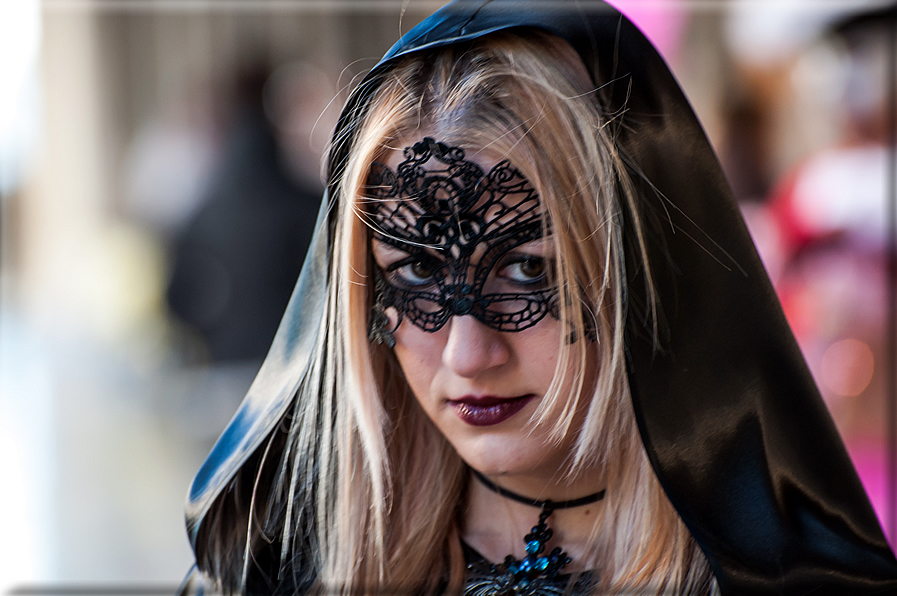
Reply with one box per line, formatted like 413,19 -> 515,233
391,319 -> 445,404
517,321 -> 561,377
518,320 -> 597,404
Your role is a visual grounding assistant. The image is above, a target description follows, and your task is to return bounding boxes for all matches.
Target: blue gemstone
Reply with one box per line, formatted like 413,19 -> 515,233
535,557 -> 549,571
526,540 -> 541,554
519,559 -> 532,572
509,562 -> 520,575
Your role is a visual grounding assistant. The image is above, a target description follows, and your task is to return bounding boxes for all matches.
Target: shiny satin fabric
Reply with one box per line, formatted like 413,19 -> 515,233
185,1 -> 897,593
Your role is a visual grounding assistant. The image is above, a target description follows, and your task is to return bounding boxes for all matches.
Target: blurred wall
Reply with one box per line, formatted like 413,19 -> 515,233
3,2 -> 450,589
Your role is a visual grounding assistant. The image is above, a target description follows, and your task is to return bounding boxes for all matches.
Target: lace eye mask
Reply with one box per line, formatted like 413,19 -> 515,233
364,137 -> 555,333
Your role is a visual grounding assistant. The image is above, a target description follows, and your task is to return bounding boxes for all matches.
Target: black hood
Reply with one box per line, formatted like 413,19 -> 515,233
186,2 -> 897,593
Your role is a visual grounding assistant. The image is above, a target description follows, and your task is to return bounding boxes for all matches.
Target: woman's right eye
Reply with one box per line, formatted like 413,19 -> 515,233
387,257 -> 437,286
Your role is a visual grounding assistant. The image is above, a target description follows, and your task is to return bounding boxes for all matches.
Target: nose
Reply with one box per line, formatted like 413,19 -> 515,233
442,315 -> 510,378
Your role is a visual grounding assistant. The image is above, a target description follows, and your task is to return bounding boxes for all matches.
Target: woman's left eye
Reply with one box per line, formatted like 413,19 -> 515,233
499,256 -> 547,284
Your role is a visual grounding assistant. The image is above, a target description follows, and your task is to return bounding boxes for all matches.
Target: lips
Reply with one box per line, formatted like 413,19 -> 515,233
449,394 -> 534,426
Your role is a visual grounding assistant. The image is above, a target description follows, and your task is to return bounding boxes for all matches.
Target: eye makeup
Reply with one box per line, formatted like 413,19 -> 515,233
365,137 -> 555,333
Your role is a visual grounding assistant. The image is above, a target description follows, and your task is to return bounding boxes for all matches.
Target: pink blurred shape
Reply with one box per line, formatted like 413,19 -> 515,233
609,0 -> 687,65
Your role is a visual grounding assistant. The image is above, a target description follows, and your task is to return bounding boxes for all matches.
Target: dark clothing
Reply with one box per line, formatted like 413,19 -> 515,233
167,107 -> 319,362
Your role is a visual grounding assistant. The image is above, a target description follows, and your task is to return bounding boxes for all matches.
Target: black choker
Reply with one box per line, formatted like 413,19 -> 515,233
471,469 -> 606,510
466,469 -> 606,595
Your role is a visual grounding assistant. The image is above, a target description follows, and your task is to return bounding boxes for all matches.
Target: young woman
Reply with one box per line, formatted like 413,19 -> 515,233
180,1 -> 897,594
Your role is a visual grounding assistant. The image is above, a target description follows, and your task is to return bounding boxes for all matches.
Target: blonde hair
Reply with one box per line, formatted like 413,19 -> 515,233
197,30 -> 714,596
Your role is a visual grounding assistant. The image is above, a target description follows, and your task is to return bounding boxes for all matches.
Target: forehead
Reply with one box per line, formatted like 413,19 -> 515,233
364,137 -> 544,251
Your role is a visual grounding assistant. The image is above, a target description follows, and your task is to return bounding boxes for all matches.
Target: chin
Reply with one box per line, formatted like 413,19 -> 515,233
458,442 -> 555,478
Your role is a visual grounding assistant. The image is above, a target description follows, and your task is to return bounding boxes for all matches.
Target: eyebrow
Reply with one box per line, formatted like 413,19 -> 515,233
372,238 -> 444,261
372,236 -> 551,263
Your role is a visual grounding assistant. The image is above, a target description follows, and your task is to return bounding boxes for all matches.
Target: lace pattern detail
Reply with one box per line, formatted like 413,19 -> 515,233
463,543 -> 596,596
364,137 -> 553,333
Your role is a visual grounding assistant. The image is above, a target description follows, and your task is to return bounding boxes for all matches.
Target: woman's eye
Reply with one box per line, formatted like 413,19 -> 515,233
388,257 -> 437,286
500,256 -> 547,284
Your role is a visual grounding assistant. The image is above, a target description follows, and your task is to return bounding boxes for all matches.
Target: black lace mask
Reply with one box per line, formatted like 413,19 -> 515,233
364,137 -> 555,333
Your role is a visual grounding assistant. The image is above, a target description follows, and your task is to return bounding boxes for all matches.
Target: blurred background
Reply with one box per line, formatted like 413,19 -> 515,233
0,0 -> 894,592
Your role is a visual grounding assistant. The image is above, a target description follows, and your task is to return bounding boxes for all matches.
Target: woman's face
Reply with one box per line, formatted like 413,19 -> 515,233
368,137 -> 597,488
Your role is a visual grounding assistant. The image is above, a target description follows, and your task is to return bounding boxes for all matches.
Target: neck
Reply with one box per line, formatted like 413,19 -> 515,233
470,468 -> 605,509
461,468 -> 606,570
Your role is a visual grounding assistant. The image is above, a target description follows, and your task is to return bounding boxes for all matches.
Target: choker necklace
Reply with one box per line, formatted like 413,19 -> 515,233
465,469 -> 606,596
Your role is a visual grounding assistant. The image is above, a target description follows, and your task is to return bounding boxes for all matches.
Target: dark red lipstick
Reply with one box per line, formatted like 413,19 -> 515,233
449,395 -> 534,426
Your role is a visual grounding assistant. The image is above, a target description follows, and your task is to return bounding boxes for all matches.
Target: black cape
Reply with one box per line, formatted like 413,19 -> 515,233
184,1 -> 897,594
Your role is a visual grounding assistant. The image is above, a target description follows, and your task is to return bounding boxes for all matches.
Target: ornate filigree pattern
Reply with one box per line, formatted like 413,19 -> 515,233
364,137 -> 553,334
463,538 -> 596,596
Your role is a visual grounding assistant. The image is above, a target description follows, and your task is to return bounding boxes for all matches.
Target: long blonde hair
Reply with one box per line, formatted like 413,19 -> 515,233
199,30 -> 714,595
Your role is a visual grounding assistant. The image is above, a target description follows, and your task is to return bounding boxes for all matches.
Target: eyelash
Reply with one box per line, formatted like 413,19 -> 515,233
382,253 -> 550,289
386,255 -> 440,287
496,255 -> 548,286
